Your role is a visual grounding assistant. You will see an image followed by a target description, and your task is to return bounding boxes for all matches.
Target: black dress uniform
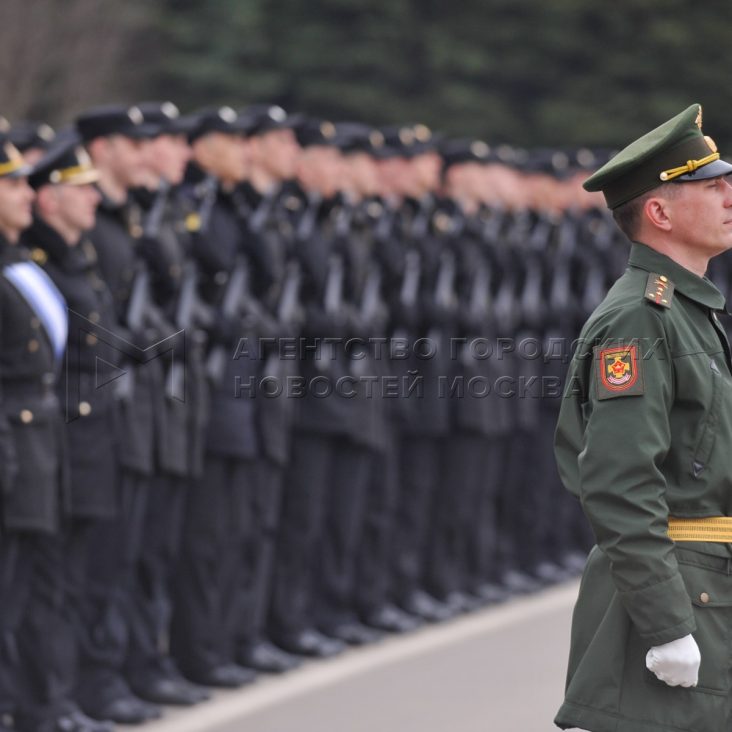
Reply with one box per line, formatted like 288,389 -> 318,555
312,190 -> 383,646
0,222 -> 72,732
348,190 -> 424,634
227,175 -> 303,674
120,100 -> 211,706
265,121 -> 352,658
424,197 -> 493,610
389,193 -> 457,623
73,105 -> 164,725
170,131 -> 260,688
0,138 -> 116,732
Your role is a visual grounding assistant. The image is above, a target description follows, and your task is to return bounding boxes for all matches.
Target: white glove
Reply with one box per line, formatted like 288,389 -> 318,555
645,634 -> 701,688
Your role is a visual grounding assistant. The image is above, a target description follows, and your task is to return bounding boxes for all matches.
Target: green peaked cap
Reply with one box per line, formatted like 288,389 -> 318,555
583,104 -> 732,209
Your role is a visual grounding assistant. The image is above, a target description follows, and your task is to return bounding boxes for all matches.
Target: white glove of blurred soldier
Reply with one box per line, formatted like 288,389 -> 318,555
645,634 -> 700,687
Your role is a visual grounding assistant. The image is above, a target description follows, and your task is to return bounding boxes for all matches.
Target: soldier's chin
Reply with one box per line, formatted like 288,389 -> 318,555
19,210 -> 32,229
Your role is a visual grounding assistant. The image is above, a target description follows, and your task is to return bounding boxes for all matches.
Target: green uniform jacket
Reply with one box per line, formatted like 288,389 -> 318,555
554,242 -> 732,732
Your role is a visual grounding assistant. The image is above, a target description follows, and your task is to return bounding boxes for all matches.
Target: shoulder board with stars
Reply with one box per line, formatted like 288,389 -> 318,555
644,272 -> 674,308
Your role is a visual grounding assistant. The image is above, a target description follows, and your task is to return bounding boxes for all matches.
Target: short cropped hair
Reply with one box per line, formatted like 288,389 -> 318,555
612,182 -> 681,240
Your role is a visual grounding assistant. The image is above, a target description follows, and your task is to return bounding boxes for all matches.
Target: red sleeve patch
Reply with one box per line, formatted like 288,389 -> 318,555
594,344 -> 645,399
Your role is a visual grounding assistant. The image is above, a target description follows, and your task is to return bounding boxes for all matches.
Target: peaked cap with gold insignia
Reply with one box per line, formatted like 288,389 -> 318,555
583,104 -> 732,209
29,133 -> 99,190
0,134 -> 31,180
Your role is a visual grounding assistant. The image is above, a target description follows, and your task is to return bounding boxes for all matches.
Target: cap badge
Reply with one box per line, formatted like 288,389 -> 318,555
268,106 -> 286,122
162,102 -> 180,119
413,124 -> 431,142
471,141 -> 490,158
369,131 -> 385,148
219,106 -> 237,123
320,121 -> 336,139
128,106 -> 143,125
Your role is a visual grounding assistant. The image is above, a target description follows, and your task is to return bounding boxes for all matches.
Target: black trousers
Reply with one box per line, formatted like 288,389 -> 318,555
354,442 -> 398,619
77,470 -> 149,709
8,530 -> 83,732
500,424 -> 562,575
0,530 -> 19,718
236,459 -> 285,656
314,440 -> 373,629
392,433 -> 441,604
170,455 -> 257,678
425,431 -> 486,599
466,437 -> 503,588
269,432 -> 333,639
126,473 -> 187,683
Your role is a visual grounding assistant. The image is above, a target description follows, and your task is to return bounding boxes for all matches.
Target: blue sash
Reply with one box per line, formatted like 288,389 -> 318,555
4,261 -> 68,363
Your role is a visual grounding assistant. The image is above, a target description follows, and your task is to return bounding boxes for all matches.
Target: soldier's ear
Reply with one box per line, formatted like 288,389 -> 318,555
643,196 -> 672,233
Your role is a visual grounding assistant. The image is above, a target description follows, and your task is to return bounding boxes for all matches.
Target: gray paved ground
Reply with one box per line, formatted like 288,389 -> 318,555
127,582 -> 578,732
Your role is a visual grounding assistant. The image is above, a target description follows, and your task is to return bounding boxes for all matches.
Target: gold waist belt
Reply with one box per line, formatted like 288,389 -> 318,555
668,516 -> 732,542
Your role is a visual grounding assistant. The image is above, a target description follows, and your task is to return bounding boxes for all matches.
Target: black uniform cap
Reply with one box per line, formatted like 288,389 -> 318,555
0,123 -> 31,180
75,104 -> 158,143
331,122 -> 385,155
521,148 -> 573,179
294,118 -> 340,148
241,104 -> 303,137
187,106 -> 255,143
440,138 -> 494,169
9,121 -> 56,153
135,101 -> 196,137
29,132 -> 99,189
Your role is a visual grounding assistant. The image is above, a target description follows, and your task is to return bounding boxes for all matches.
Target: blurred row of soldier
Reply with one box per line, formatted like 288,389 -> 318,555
0,101 -> 626,732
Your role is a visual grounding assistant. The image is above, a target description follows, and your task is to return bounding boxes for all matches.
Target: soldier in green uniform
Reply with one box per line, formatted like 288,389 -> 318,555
554,104 -> 732,732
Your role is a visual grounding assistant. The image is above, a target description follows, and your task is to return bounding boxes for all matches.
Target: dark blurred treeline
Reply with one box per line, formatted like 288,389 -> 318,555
2,0 -> 731,149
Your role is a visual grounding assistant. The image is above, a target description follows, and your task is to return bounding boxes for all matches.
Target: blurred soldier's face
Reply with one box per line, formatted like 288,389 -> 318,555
0,176 -> 34,241
255,129 -> 300,180
347,152 -> 380,197
444,163 -> 482,209
565,172 -> 603,211
391,157 -> 427,199
410,152 -> 441,195
193,132 -> 249,184
295,146 -> 343,197
377,157 -> 409,198
50,183 -> 101,238
146,134 -> 191,186
108,135 -> 148,188
480,163 -> 525,210
524,173 -> 557,213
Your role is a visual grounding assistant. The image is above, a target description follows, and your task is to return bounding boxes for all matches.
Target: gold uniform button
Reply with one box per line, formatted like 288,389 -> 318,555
700,592 -> 710,604
20,409 -> 33,424
78,401 -> 92,417
27,339 -> 39,353
88,311 -> 100,324
30,317 -> 40,329
86,334 -> 98,346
